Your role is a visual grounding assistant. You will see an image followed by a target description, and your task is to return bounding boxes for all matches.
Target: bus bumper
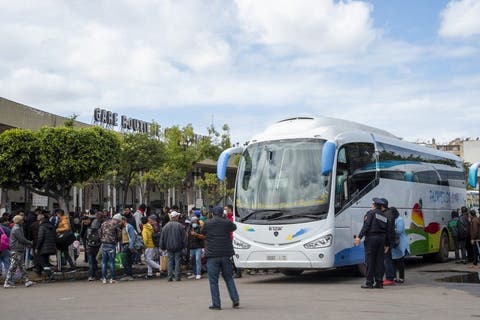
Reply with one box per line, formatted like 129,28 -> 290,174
233,250 -> 335,269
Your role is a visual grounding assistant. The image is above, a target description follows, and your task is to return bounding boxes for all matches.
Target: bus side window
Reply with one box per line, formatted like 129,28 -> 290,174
335,147 -> 349,212
335,143 -> 376,213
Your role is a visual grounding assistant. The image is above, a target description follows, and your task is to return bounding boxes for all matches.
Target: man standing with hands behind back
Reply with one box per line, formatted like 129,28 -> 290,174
203,206 -> 240,310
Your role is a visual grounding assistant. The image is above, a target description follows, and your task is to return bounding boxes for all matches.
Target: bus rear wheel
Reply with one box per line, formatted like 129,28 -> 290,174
434,231 -> 449,262
281,269 -> 304,276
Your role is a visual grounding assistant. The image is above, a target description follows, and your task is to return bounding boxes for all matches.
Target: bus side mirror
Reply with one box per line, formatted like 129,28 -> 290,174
321,141 -> 336,176
469,162 -> 479,188
217,146 -> 244,181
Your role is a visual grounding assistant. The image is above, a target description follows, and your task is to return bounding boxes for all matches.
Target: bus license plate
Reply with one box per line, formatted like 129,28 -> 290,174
267,255 -> 287,261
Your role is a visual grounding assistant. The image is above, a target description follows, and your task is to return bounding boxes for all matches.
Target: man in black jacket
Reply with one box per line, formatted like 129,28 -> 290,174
36,214 -> 57,280
202,206 -> 239,310
354,198 -> 388,289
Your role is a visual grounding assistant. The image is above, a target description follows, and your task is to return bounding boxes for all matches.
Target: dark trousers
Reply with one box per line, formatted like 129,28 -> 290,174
393,257 -> 405,280
59,246 -> 75,268
207,256 -> 239,308
384,249 -> 394,281
87,248 -> 99,278
364,235 -> 385,286
473,240 -> 480,266
39,254 -> 53,277
122,246 -> 134,277
458,238 -> 468,262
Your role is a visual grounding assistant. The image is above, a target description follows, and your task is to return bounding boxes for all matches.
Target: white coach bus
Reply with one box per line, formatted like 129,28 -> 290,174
217,117 -> 466,275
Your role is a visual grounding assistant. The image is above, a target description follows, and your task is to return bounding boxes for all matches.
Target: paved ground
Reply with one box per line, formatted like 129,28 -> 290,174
1,256 -> 479,320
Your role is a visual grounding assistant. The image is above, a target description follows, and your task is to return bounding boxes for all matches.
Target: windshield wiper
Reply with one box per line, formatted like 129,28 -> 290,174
240,209 -> 285,222
269,211 -> 328,221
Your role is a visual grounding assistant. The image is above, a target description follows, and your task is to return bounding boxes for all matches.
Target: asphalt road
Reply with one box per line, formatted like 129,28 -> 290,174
1,258 -> 479,320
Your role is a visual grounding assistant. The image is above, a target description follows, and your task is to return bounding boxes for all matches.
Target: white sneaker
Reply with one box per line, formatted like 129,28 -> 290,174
4,282 -> 16,289
88,277 -> 95,281
109,279 -> 116,284
195,275 -> 201,280
102,278 -> 107,284
25,281 -> 35,287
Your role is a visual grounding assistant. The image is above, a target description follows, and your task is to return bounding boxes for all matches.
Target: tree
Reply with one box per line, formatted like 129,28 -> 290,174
0,126 -> 121,211
116,133 -> 165,207
195,172 -> 233,207
145,125 -> 196,200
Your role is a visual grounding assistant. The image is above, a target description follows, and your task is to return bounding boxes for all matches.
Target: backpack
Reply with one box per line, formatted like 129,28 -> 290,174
86,227 -> 101,248
0,227 -> 9,252
134,233 -> 145,250
152,232 -> 161,248
448,218 -> 459,238
457,215 -> 470,239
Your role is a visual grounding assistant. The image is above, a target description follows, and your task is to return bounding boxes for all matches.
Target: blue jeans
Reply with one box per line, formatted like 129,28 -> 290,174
190,248 -> 202,276
101,244 -> 116,280
207,256 -> 239,308
0,250 -> 11,276
167,250 -> 182,280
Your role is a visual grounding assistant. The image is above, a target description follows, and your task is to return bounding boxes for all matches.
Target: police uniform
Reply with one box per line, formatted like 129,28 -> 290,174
358,198 -> 388,288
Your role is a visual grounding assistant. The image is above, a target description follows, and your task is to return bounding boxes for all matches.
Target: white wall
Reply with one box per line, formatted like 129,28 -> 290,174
463,140 -> 480,164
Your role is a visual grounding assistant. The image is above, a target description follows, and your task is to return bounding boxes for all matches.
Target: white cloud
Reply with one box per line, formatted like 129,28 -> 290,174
235,0 -> 377,53
439,0 -> 480,38
0,0 -> 479,145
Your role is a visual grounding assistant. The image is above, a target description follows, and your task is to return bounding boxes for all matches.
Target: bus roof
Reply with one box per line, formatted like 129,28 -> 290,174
250,116 -> 462,163
252,116 -> 397,142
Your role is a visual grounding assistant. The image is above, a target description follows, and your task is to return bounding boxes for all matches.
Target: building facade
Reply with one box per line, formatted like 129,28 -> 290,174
0,97 -> 236,215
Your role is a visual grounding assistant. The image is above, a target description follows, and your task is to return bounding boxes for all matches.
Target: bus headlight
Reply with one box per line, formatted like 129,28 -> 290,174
304,234 -> 333,249
233,237 -> 251,249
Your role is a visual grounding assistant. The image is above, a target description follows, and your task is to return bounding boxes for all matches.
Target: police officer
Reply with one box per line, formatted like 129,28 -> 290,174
354,198 -> 388,289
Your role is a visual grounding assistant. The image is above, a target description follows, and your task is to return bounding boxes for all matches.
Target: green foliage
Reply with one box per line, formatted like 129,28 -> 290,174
0,129 -> 39,189
196,172 -> 233,207
116,133 -> 165,203
0,126 -> 121,210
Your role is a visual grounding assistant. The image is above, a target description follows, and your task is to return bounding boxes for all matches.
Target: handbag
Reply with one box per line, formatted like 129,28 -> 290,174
115,252 -> 126,270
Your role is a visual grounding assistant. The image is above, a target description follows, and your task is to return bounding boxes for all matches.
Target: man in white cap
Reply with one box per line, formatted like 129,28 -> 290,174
159,211 -> 186,281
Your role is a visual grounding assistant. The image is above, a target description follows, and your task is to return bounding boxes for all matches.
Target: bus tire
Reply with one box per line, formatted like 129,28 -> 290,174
281,269 -> 304,276
434,230 -> 449,263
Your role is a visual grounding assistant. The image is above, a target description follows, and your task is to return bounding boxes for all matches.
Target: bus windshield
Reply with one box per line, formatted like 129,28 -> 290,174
235,139 -> 331,223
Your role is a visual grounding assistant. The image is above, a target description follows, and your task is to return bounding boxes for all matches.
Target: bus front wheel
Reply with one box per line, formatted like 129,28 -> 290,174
281,269 -> 304,276
434,231 -> 449,262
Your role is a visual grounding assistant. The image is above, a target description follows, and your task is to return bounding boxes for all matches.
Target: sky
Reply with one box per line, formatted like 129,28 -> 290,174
1,0 -> 479,145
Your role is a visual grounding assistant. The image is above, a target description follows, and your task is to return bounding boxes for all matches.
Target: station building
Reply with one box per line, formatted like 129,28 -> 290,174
0,97 -> 236,215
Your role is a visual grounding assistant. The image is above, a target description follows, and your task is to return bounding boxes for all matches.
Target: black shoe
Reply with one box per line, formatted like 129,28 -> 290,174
167,278 -> 173,282
209,306 -> 221,310
361,284 -> 374,289
174,278 -> 181,281
145,275 -> 153,280
374,284 -> 384,289
233,301 -> 240,309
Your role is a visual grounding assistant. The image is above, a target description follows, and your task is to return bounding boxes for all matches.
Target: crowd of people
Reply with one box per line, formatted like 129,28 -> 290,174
0,204 -> 241,309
